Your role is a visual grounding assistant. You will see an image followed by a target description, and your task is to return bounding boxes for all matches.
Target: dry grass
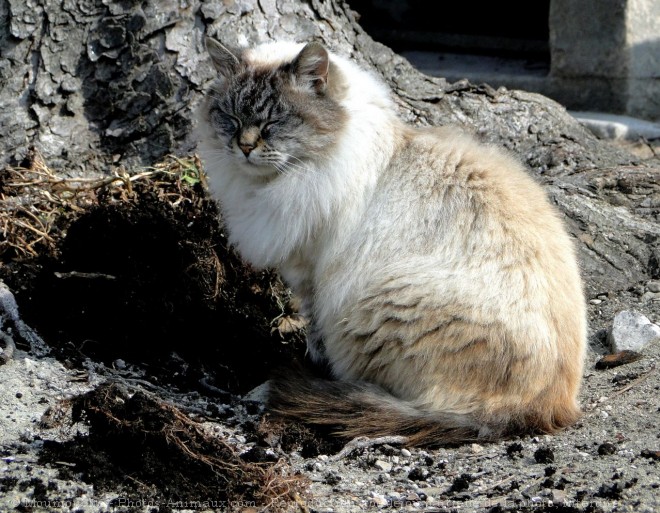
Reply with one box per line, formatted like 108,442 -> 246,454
0,152 -> 205,259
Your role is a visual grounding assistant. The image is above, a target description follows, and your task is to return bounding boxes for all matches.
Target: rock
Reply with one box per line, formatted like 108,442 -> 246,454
407,467 -> 430,481
400,448 -> 412,458
373,460 -> 392,472
507,442 -> 525,458
243,381 -> 271,404
647,281 -> 660,293
608,310 -> 660,352
323,471 -> 342,485
369,491 -> 388,508
641,291 -> 660,302
551,489 -> 567,504
448,474 -> 472,493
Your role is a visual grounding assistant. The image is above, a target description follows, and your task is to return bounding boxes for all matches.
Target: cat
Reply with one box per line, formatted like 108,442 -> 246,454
196,38 -> 587,445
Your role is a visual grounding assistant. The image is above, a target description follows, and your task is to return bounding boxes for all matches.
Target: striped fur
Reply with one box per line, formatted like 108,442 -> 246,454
197,40 -> 587,446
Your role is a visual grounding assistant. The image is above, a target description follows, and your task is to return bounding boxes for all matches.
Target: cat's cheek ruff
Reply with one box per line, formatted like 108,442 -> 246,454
233,152 -> 280,179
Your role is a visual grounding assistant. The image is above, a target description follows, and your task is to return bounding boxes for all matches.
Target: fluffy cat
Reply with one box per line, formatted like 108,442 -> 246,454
196,38 -> 587,445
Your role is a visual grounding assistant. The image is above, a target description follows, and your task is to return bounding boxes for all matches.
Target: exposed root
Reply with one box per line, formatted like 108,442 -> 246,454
60,383 -> 309,511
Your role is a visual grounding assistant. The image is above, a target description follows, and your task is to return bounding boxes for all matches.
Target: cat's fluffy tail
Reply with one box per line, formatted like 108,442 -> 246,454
267,372 -> 504,446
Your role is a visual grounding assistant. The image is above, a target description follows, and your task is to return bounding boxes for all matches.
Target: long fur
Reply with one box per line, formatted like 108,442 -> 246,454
267,371 -> 495,446
197,40 -> 587,446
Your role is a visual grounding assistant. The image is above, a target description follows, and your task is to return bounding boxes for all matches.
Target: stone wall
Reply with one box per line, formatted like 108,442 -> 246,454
550,0 -> 660,120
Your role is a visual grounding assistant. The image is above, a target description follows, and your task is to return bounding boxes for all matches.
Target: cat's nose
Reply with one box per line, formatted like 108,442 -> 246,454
239,143 -> 255,157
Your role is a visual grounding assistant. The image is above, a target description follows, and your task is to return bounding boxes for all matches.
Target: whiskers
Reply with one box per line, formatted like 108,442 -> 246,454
200,145 -> 311,180
270,152 -> 308,176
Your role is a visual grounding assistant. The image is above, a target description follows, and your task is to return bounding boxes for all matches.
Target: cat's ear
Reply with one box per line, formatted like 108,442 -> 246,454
205,37 -> 240,77
293,42 -> 329,94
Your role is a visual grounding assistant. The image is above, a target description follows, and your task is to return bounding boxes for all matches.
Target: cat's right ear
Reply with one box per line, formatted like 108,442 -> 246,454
205,37 -> 240,77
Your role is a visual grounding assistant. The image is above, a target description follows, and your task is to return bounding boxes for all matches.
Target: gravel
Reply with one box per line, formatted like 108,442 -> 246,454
1,290 -> 660,513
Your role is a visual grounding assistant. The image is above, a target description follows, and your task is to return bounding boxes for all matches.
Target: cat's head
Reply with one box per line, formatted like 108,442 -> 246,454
202,39 -> 347,179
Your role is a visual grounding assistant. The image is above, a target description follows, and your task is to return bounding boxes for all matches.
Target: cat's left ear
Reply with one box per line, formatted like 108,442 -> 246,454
293,42 -> 329,94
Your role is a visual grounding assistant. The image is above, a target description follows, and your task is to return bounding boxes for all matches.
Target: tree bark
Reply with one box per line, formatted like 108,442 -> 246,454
1,0 -> 659,297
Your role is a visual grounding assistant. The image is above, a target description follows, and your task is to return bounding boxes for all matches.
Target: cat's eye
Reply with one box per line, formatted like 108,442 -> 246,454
211,107 -> 241,134
227,114 -> 241,129
261,120 -> 278,137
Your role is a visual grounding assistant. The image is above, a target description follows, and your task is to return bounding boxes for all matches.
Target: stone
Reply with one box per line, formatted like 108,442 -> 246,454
370,492 -> 388,508
647,281 -> 660,293
641,291 -> 660,302
373,460 -> 392,472
551,489 -> 567,504
607,310 -> 660,352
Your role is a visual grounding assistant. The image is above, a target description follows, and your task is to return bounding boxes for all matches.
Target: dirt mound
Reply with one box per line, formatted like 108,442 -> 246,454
1,156 -> 307,395
40,383 -> 308,511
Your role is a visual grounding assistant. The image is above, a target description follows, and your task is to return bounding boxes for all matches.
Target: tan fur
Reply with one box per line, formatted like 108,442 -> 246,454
198,41 -> 587,445
270,126 -> 586,444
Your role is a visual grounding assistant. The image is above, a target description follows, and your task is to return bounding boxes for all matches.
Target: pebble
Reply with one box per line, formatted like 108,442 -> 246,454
470,443 -> 484,453
373,460 -> 392,472
607,310 -> 660,352
641,449 -> 660,460
551,489 -> 567,503
641,291 -> 660,302
369,491 -> 388,508
631,285 -> 645,297
590,299 -> 602,305
600,410 -> 609,419
400,448 -> 412,458
647,281 -> 660,293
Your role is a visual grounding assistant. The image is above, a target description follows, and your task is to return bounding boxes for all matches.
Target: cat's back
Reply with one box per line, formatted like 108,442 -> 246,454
381,126 -> 568,249
394,126 -> 548,212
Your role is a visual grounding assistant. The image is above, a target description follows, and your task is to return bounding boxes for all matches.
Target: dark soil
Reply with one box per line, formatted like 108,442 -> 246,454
39,383 -> 307,512
0,166 -> 320,510
1,177 -> 306,396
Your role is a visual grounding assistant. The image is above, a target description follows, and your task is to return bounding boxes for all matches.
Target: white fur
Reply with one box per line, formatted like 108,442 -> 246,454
198,42 -> 398,270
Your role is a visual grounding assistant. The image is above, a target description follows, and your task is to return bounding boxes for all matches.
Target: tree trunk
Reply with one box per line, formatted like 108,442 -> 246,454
1,0 -> 659,297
